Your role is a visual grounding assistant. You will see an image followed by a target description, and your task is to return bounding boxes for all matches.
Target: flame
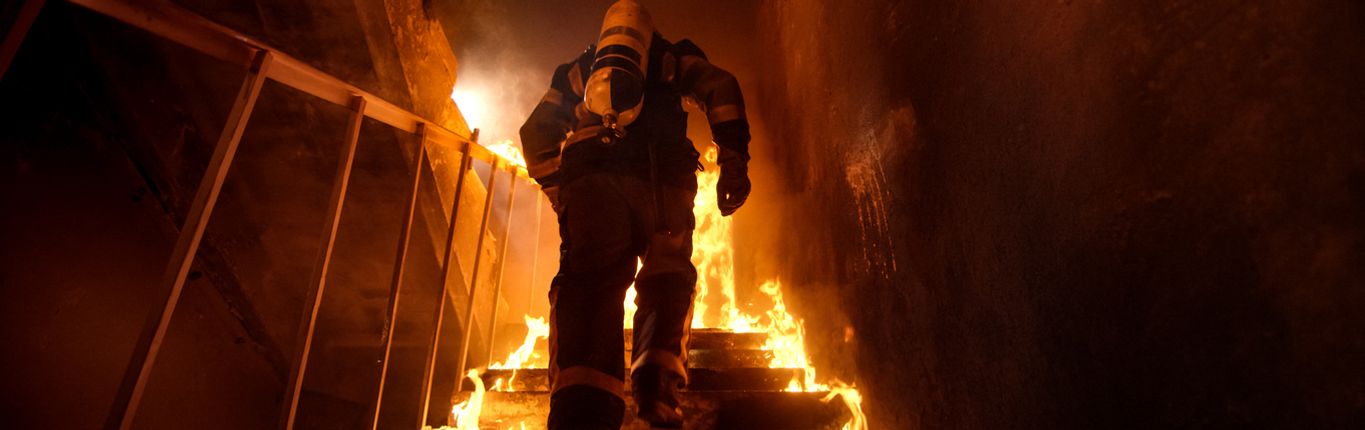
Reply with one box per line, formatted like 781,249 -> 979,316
432,369 -> 486,430
690,148 -> 749,330
488,315 -> 549,395
489,315 -> 549,369
462,147 -> 866,429
623,148 -> 748,331
450,73 -> 865,427
754,281 -> 868,430
485,139 -> 527,168
429,370 -> 535,430
755,280 -> 809,370
824,383 -> 868,430
623,260 -> 642,328
687,147 -> 867,429
624,284 -> 638,328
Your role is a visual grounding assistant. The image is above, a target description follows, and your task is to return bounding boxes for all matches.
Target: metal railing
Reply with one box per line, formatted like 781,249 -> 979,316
1,1 -> 544,429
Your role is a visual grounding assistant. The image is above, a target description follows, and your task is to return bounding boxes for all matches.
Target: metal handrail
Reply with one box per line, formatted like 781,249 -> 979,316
66,0 -> 530,179
1,1 -> 543,429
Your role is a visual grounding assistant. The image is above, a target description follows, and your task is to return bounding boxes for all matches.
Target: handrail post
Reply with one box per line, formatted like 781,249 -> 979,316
485,174 -> 519,365
0,0 -> 46,80
105,49 -> 273,430
368,123 -> 432,430
447,159 -> 501,397
526,190 -> 544,319
415,135 -> 480,427
279,95 -> 367,430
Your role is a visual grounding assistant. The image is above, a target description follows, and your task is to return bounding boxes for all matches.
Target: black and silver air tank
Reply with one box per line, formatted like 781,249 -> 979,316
583,0 -> 654,137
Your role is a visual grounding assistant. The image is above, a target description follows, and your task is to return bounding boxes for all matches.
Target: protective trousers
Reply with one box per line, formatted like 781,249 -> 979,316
546,171 -> 697,430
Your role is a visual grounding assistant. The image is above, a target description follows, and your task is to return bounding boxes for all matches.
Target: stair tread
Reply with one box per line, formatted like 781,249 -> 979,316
455,390 -> 851,430
480,367 -> 802,392
528,330 -> 768,358
685,348 -> 773,368
625,329 -> 768,351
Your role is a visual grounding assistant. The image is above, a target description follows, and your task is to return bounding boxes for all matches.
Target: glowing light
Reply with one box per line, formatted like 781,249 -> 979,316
451,82 -> 527,169
451,86 -> 490,132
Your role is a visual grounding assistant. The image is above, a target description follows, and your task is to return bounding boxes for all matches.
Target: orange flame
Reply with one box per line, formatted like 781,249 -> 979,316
688,147 -> 867,428
485,139 -> 527,168
623,148 -> 749,330
824,383 -> 868,430
430,369 -> 533,430
438,369 -> 486,430
624,260 -> 642,328
474,144 -> 866,429
689,148 -> 754,330
489,315 -> 549,369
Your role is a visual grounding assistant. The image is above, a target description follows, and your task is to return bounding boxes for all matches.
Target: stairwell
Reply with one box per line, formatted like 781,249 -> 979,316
7,0 -> 1365,428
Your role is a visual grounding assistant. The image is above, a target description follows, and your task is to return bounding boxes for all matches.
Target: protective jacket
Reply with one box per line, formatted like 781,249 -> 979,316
519,35 -> 751,189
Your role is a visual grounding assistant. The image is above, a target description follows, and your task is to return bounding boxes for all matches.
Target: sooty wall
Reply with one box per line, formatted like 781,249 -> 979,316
744,0 -> 1365,428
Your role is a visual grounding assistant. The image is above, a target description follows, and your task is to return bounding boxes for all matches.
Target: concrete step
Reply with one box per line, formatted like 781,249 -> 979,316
455,390 -> 851,430
527,329 -> 768,355
626,329 -> 768,351
613,348 -> 774,368
685,348 -> 773,368
521,344 -> 774,369
480,367 -> 802,393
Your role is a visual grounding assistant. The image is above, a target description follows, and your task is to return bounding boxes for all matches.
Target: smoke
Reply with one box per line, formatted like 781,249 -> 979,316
437,0 -> 623,147
441,1 -> 551,146
431,0 -> 610,320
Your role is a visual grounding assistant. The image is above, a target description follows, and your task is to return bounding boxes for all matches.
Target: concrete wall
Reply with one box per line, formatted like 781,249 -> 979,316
745,0 -> 1365,427
1,9 -> 278,428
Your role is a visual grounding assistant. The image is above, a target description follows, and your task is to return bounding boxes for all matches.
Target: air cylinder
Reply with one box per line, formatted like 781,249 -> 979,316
583,0 -> 654,132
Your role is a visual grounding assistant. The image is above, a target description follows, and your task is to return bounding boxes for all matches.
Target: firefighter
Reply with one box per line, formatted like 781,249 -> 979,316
518,1 -> 750,428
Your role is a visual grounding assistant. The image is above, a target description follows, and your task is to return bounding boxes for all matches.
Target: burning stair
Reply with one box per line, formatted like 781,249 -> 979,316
453,329 -> 853,429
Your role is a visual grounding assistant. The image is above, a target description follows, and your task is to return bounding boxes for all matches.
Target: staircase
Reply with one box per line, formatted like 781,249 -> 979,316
456,329 -> 852,429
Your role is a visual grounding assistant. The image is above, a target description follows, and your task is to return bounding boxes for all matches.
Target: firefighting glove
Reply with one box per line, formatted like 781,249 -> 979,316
716,146 -> 750,216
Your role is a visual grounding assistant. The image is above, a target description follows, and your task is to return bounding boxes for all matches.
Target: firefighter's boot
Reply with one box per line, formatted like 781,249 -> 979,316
631,363 -> 685,428
548,385 -> 626,430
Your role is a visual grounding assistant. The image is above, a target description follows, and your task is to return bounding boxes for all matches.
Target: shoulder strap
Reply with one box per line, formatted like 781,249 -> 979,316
671,38 -> 707,60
